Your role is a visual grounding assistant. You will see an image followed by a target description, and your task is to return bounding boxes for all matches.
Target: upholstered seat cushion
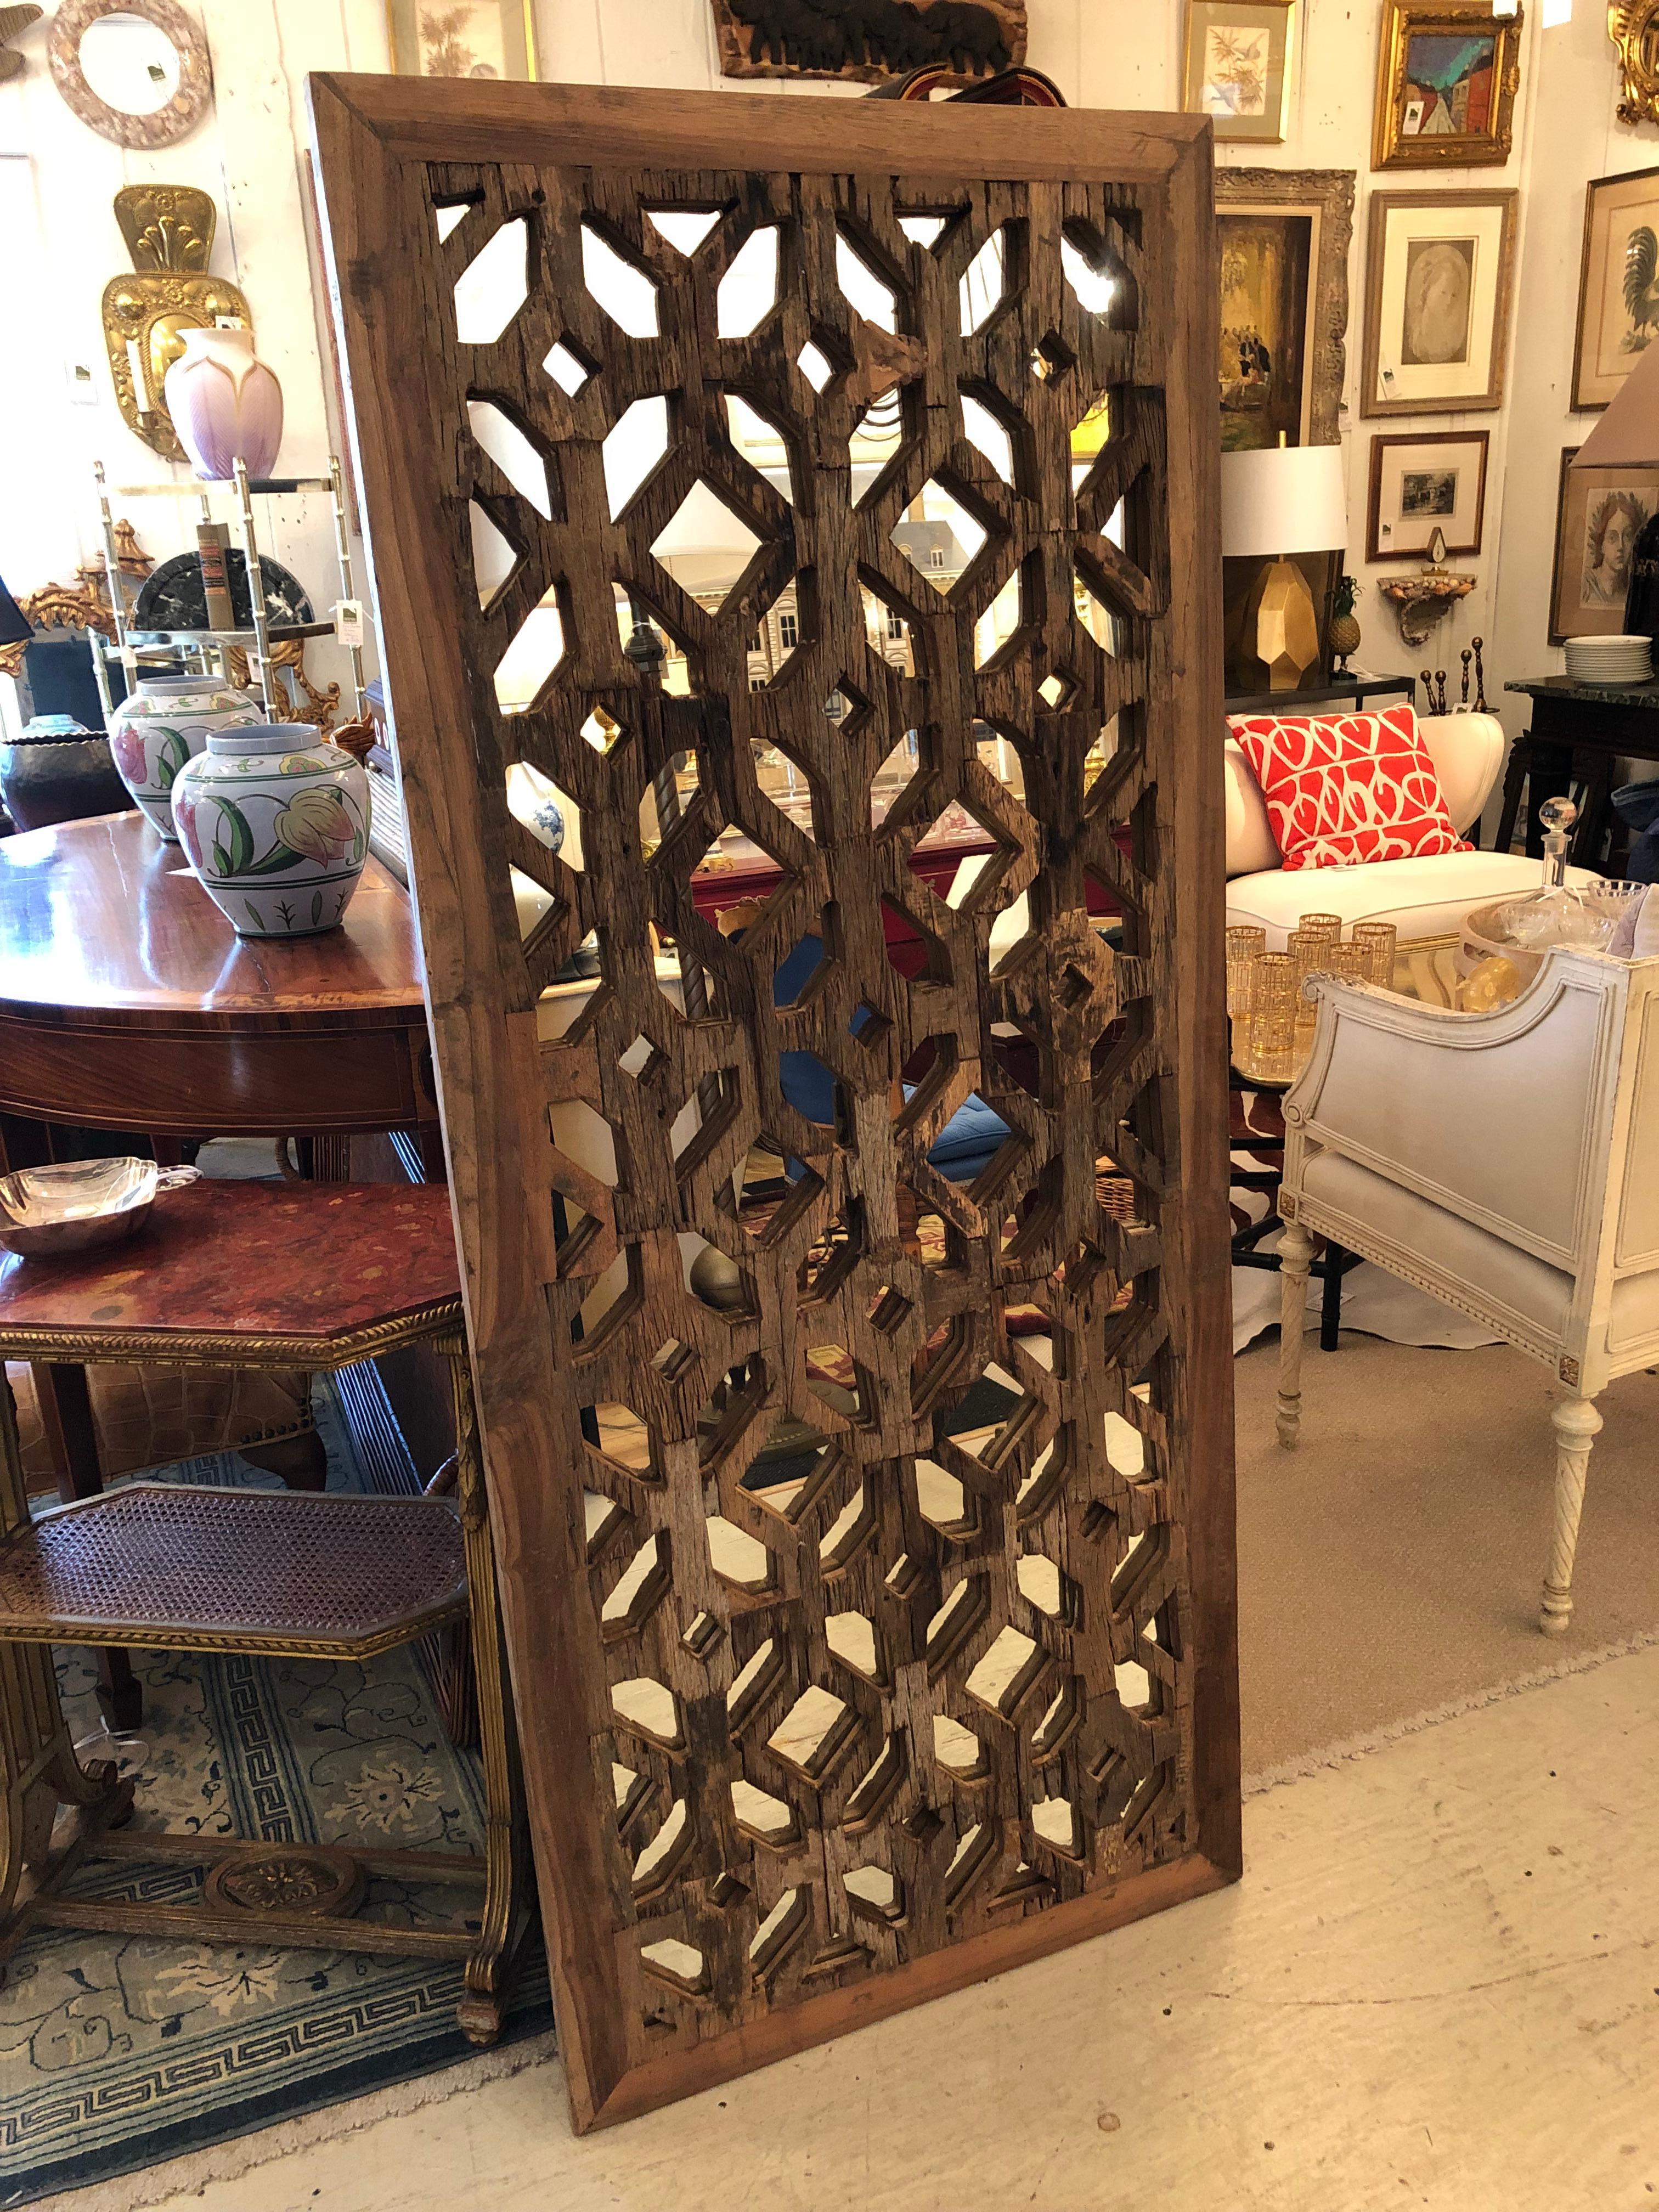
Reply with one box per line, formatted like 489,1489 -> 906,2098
1227,851 -> 1600,950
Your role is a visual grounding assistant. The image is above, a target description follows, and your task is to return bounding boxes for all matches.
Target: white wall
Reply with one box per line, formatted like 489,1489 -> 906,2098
0,0 -> 1626,748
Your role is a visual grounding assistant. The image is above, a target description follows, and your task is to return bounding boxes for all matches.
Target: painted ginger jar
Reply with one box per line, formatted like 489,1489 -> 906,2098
106,673 -> 262,840
170,723 -> 371,939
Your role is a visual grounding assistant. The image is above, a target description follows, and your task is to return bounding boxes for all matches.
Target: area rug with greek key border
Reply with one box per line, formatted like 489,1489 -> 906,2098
0,1386 -> 551,2210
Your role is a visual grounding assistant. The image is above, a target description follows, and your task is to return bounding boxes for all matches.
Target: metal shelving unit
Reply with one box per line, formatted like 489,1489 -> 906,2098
91,454 -> 370,724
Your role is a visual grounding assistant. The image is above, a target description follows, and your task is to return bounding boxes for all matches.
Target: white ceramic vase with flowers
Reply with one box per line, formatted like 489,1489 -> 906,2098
170,723 -> 370,938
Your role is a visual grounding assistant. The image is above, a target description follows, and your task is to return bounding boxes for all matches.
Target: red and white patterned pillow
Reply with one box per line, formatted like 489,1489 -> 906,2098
1227,702 -> 1472,873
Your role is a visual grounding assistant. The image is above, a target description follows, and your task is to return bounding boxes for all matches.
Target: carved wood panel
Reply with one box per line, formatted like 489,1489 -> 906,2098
312,79 -> 1234,2132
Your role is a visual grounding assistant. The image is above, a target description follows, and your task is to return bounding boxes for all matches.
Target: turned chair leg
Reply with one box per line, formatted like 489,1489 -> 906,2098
1541,1395 -> 1604,1637
1277,1220 -> 1314,1449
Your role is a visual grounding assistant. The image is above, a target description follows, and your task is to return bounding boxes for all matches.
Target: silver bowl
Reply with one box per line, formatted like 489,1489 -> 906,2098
0,1159 -> 201,1259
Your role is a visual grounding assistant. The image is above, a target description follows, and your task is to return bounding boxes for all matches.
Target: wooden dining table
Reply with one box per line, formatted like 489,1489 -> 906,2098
0,808 -> 443,1724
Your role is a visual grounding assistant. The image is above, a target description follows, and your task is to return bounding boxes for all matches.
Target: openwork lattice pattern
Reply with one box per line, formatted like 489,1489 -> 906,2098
314,78 -> 1231,2121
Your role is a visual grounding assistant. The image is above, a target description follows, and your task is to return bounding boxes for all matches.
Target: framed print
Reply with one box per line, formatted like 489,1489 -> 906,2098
1361,188 -> 1516,416
1182,2 -> 1296,144
1216,168 -> 1354,451
1572,165 -> 1659,412
1549,447 -> 1659,645
1372,0 -> 1522,171
1366,430 -> 1489,561
386,0 -> 536,79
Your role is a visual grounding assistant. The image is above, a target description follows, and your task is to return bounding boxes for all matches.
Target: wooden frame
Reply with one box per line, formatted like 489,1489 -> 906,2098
1216,167 -> 1354,450
46,0 -> 212,150
1572,165 -> 1659,414
1371,0 -> 1522,171
1181,0 -> 1297,144
1548,445 -> 1659,646
1361,187 -> 1517,417
309,73 -> 1236,2131
1365,429 -> 1489,562
385,0 -> 537,80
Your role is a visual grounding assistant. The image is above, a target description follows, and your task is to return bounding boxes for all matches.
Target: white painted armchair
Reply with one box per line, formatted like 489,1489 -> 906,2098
1274,947 -> 1659,1634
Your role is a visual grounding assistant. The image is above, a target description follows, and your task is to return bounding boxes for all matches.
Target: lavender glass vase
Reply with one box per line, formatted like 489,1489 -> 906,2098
162,325 -> 283,483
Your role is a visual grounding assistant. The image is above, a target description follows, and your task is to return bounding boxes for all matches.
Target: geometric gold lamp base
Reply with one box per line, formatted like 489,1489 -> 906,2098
1240,555 -> 1322,692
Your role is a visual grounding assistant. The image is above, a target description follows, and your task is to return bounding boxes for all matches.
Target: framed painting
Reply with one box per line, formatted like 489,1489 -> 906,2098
1572,165 -> 1659,413
1216,168 -> 1353,451
1366,430 -> 1488,561
1181,1 -> 1296,144
1549,447 -> 1659,644
1372,0 -> 1522,171
1361,188 -> 1516,416
386,0 -> 535,79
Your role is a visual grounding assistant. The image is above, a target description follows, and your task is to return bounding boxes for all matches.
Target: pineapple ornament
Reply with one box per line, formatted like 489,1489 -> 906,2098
1329,573 -> 1362,674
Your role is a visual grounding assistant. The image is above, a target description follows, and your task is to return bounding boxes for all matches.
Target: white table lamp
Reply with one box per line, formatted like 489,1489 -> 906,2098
1222,443 -> 1349,692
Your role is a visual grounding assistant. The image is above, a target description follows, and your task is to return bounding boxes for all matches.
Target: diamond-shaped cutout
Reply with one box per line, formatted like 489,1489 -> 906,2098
861,584 -> 915,675
1038,667 -> 1080,711
843,1865 -> 904,1921
727,1636 -> 786,1734
506,759 -> 577,859
915,1457 -> 977,1541
1032,1677 -> 1082,1764
583,1487 -> 627,1563
836,229 -> 898,331
612,1757 -> 653,1831
850,392 -> 904,506
973,569 -> 1023,672
1031,1795 -> 1083,1861
941,1359 -> 1031,1466
825,1609 -> 883,1686
651,480 -> 764,611
819,1479 -> 876,1575
1074,569 -> 1125,660
843,1735 -> 905,1833
554,1098 -> 617,1188
944,1820 -> 998,1905
618,1032 -> 663,1081
453,215 -> 527,344
933,1712 -> 989,1782
925,1577 -> 988,1672
467,398 -> 550,518
644,205 -> 721,255
768,1685 -> 858,1785
600,1532 -> 671,1643
749,1887 -> 810,1973
543,334 -> 597,396
891,480 -> 988,595
580,702 -> 625,754
960,226 -> 1009,337
582,1397 -> 657,1484
870,731 -> 926,833
730,1776 -> 796,1847
804,1341 -> 862,1424
796,339 -> 836,393
718,225 -> 780,337
468,500 -> 521,612
961,392 -> 1016,486
773,929 -> 827,1013
1071,388 -> 1113,475
740,1414 -> 840,1522
1030,328 -> 1076,383
966,1625 -> 1046,1719
582,222 -> 659,337
1016,1551 -> 1069,1621
1062,225 -> 1120,318
639,754 -> 703,859
639,1934 -> 706,1995
493,594 -> 565,715
610,1675 -> 682,1750
601,396 -> 669,522
434,198 -> 473,245
706,1514 -> 774,1595
726,394 -> 794,505
898,210 -> 952,249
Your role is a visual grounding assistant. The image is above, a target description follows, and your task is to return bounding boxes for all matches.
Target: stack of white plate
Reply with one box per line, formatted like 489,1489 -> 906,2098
1564,633 -> 1653,685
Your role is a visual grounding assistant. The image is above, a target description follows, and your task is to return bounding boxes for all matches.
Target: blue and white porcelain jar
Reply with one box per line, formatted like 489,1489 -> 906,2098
170,723 -> 371,939
106,672 -> 262,840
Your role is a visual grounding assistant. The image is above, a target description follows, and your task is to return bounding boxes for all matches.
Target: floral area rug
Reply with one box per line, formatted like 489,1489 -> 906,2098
0,1386 -> 550,2209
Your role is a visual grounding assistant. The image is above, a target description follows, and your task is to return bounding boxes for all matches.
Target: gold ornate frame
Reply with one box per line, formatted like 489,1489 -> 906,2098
47,0 -> 212,150
1215,167 -> 1355,447
1373,0 -> 1522,170
1610,0 -> 1659,126
100,185 -> 252,464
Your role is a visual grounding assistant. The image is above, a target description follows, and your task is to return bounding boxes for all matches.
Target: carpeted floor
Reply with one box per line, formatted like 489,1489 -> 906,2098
1234,1328 -> 1659,1774
0,1389 -> 550,2210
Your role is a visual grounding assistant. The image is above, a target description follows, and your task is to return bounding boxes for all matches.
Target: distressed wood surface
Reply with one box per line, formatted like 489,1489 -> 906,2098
309,73 -> 1233,2132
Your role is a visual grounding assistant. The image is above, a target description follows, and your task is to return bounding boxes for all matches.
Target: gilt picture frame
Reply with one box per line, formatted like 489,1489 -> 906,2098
1372,0 -> 1522,171
1549,446 -> 1659,646
1366,430 -> 1489,561
1216,167 -> 1353,450
1181,1 -> 1296,144
386,0 -> 536,80
1572,165 -> 1659,414
1361,188 -> 1516,416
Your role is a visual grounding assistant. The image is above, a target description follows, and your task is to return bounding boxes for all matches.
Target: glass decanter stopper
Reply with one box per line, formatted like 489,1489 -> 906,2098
1539,795 -> 1577,890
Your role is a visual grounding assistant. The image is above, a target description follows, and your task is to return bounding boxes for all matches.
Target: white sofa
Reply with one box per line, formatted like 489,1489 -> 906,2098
1226,711 -> 1592,946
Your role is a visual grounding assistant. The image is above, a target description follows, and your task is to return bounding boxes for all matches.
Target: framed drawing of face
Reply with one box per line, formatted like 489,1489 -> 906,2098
1572,165 -> 1659,412
1550,448 -> 1659,644
1216,168 -> 1354,452
1361,189 -> 1516,416
1367,431 -> 1488,561
1372,0 -> 1522,171
1181,1 -> 1296,144
386,0 -> 536,78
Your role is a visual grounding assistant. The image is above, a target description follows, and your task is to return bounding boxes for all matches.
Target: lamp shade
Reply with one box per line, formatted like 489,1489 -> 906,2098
1571,334 -> 1659,470
1221,444 -> 1348,559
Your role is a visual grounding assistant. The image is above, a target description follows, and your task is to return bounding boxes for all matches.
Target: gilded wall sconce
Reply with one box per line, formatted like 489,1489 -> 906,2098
1610,0 -> 1659,127
101,184 -> 252,464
